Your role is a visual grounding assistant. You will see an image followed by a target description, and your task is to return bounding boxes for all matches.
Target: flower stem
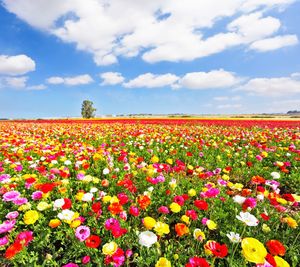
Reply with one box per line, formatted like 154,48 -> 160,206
230,225 -> 246,265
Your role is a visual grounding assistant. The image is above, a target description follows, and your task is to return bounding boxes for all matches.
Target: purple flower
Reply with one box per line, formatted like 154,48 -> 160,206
0,236 -> 9,246
0,220 -> 16,234
75,226 -> 90,242
2,191 -> 20,202
13,197 -> 28,205
6,211 -> 19,220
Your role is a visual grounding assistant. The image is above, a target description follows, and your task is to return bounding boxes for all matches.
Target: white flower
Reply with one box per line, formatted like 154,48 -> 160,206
271,172 -> 280,179
90,187 -> 98,193
257,194 -> 264,201
64,160 -> 72,165
51,160 -> 58,165
138,231 -> 157,248
226,232 -> 241,243
53,198 -> 65,210
233,195 -> 246,205
103,168 -> 110,175
82,193 -> 93,202
147,186 -> 154,192
57,209 -> 75,221
236,211 -> 259,226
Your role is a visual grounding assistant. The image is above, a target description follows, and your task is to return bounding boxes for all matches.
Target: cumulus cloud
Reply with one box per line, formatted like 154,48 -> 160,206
2,0 -> 297,65
46,74 -> 93,86
214,95 -> 241,101
177,70 -> 240,90
124,73 -> 179,88
217,103 -> 242,109
238,75 -> 300,96
100,72 -> 124,85
0,54 -> 35,75
249,35 -> 298,51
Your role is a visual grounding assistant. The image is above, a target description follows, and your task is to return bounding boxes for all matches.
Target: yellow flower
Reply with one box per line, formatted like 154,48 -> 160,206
181,215 -> 190,225
206,220 -> 217,230
241,238 -> 267,264
274,256 -> 290,267
102,241 -> 118,255
193,229 -> 206,241
282,217 -> 298,228
143,217 -> 157,230
169,202 -> 181,213
166,158 -> 173,165
155,257 -> 171,267
151,155 -> 159,163
154,222 -> 170,236
70,219 -> 81,228
102,195 -> 112,203
24,210 -> 39,225
188,189 -> 196,197
262,224 -> 271,233
75,192 -> 84,201
222,174 -> 230,181
37,201 -> 51,211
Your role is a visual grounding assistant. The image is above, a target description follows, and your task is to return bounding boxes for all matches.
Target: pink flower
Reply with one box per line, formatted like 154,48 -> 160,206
158,206 -> 170,214
0,236 -> 9,247
6,211 -> 19,220
13,197 -> 28,205
82,255 -> 90,264
16,231 -> 33,246
129,206 -> 140,217
63,264 -> 79,267
75,226 -> 90,242
256,155 -> 263,161
105,218 -> 120,230
31,191 -> 43,200
2,191 -> 20,202
0,220 -> 16,234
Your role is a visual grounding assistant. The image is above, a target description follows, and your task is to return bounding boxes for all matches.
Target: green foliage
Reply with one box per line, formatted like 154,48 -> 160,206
81,100 -> 96,119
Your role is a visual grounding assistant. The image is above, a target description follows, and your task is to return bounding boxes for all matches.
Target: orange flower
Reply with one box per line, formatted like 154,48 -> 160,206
108,202 -> 123,215
137,195 -> 151,210
251,176 -> 265,185
175,223 -> 189,237
49,219 -> 61,228
266,240 -> 286,256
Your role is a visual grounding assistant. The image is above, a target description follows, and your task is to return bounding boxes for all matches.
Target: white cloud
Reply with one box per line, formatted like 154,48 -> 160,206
100,72 -> 124,85
249,35 -> 298,51
3,76 -> 28,88
2,0 -> 297,65
27,84 -> 47,90
177,69 -> 240,90
238,75 -> 300,96
214,95 -> 241,101
124,73 -> 179,88
0,54 -> 35,75
46,74 -> 93,86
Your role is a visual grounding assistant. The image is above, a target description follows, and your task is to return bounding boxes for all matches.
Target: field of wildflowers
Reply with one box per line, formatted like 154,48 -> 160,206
0,119 -> 299,267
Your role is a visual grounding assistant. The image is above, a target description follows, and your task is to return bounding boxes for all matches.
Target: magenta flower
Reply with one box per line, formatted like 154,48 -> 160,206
105,218 -> 120,230
0,174 -> 10,183
82,255 -> 90,264
31,191 -> 43,200
16,231 -> 33,246
158,206 -> 169,214
2,191 -> 20,202
63,264 -> 79,267
0,236 -> 9,246
0,220 -> 16,234
75,226 -> 90,242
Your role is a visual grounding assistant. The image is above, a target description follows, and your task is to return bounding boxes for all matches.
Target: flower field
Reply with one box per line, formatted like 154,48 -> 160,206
0,119 -> 299,267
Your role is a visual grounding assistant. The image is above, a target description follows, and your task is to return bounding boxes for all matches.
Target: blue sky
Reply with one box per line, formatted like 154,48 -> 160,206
0,0 -> 300,118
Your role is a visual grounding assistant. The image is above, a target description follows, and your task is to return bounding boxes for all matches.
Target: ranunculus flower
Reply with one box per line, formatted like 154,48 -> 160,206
236,211 -> 259,226
23,210 -> 39,225
266,240 -> 286,256
175,223 -> 189,237
241,237 -> 267,264
143,217 -> 156,230
155,257 -> 171,267
75,226 -> 90,242
138,231 -> 157,248
85,235 -> 101,248
204,240 -> 228,258
102,241 -> 118,255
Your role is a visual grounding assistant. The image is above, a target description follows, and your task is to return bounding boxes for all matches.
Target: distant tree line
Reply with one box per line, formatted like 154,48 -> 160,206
287,110 -> 300,114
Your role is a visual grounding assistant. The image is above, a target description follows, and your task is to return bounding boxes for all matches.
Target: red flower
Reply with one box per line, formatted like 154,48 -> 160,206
204,241 -> 228,258
92,202 -> 102,214
260,213 -> 270,221
194,200 -> 208,211
5,242 -> 23,259
85,235 -> 101,248
185,257 -> 210,267
62,198 -> 72,210
137,195 -> 151,210
266,240 -> 286,256
265,254 -> 277,267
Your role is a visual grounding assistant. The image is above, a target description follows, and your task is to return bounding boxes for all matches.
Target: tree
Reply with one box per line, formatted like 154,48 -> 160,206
81,100 -> 96,118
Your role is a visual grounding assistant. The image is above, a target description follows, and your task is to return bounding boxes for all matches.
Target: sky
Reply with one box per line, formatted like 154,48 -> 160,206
0,0 -> 300,118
